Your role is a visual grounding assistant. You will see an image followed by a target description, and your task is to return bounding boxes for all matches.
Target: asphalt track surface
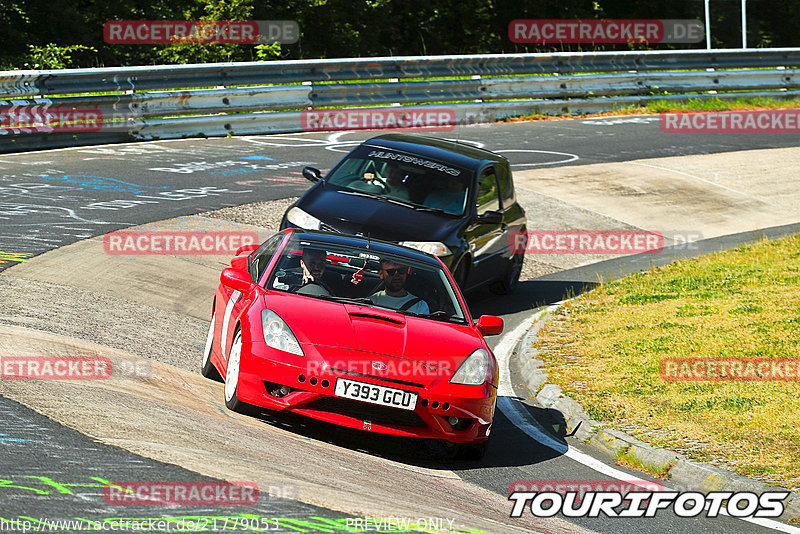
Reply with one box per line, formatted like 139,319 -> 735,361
0,395 -> 355,532
1,117 -> 799,533
2,115 -> 800,271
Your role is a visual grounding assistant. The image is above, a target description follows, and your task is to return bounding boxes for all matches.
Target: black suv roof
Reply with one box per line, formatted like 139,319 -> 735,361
363,133 -> 506,169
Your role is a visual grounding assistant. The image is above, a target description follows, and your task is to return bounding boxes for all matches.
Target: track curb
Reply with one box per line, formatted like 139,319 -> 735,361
514,303 -> 800,522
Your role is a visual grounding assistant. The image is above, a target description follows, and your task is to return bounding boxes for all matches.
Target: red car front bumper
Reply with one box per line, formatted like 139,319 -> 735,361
234,341 -> 496,444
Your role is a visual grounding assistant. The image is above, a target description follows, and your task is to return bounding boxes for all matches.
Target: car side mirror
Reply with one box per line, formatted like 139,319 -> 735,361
235,244 -> 260,256
476,210 -> 503,225
476,315 -> 503,336
230,256 -> 248,271
221,268 -> 253,293
303,166 -> 322,183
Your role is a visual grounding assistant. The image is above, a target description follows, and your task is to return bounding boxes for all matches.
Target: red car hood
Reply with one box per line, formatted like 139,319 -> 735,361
263,292 -> 484,371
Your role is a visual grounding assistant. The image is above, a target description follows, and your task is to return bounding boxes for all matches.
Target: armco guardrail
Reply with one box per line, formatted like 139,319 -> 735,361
1,48 -> 799,153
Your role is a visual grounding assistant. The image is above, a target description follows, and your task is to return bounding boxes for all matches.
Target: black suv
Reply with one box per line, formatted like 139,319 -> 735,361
280,134 -> 527,294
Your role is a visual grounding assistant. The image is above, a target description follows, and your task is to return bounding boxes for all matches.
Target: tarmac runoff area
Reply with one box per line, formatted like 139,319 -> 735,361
1,146 -> 799,529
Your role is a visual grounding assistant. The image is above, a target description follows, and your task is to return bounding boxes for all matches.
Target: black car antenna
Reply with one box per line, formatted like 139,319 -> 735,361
367,231 -> 371,249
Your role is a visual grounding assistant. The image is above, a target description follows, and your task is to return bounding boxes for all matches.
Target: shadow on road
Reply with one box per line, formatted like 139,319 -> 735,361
452,398 -> 569,471
235,393 -> 570,471
467,279 -> 598,318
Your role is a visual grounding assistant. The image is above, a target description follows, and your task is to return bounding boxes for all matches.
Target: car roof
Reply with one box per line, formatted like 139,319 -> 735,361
287,228 -> 442,267
361,133 -> 507,169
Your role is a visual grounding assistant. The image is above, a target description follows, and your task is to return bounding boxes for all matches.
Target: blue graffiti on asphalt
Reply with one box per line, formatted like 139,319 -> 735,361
239,155 -> 276,161
38,175 -> 168,194
0,434 -> 26,444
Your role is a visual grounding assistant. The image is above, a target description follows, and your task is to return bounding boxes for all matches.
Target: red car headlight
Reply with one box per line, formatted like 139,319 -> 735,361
262,309 -> 304,356
449,348 -> 488,385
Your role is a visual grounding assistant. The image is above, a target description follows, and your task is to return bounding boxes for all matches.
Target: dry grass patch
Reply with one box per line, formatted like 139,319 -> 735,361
503,97 -> 800,122
535,234 -> 800,489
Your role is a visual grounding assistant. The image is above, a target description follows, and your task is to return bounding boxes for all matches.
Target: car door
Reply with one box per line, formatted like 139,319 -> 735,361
495,162 -> 526,262
216,234 -> 282,368
466,165 -> 505,287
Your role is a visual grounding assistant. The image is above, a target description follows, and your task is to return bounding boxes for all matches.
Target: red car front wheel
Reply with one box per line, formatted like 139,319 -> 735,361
201,312 -> 222,382
224,329 -> 246,412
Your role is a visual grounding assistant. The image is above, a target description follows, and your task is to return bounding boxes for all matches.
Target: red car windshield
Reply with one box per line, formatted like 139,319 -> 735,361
266,236 -> 467,323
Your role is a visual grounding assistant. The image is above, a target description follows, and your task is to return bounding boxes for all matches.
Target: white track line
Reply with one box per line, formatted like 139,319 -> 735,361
623,161 -> 777,208
495,311 -> 799,533
496,149 -> 580,167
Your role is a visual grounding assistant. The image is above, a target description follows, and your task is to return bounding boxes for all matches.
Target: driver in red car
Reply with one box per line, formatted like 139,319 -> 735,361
370,259 -> 430,315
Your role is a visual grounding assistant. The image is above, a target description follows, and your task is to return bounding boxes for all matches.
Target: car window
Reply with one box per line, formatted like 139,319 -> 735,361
325,145 -> 470,215
476,168 -> 500,214
496,163 -> 515,205
251,234 -> 283,284
266,236 -> 467,323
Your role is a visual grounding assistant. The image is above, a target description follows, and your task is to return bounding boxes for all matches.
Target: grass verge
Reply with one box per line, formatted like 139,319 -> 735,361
503,96 -> 800,122
534,234 -> 800,489
614,447 -> 676,479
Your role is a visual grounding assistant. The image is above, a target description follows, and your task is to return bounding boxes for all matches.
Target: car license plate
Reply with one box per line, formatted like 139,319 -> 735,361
334,378 -> 418,411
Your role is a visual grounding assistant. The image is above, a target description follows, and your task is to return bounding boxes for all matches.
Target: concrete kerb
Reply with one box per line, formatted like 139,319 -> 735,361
515,302 -> 800,521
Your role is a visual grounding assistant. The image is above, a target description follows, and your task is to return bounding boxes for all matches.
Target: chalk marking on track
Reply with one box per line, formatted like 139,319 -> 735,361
496,149 -> 579,167
496,309 -> 800,533
0,136 -> 242,156
324,142 -> 363,153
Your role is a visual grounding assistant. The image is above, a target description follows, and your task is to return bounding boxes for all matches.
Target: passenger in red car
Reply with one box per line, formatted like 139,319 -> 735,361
300,248 -> 345,295
370,259 -> 430,315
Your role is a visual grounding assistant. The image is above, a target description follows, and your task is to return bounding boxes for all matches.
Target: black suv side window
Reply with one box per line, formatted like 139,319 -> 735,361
496,163 -> 515,205
476,167 -> 500,215
251,234 -> 283,283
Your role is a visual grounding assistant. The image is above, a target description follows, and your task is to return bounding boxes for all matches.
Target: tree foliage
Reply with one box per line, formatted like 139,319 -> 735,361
0,0 -> 795,69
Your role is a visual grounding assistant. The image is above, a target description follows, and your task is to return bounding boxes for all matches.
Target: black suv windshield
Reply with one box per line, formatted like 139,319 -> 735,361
325,146 -> 471,215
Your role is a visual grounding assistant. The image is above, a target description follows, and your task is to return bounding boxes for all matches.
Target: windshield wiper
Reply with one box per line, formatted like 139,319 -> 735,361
338,190 -> 416,208
390,308 -> 466,323
326,296 -> 375,306
376,197 -> 419,208
407,205 -> 457,216
338,190 -> 456,214
321,295 -> 398,312
425,310 -> 467,323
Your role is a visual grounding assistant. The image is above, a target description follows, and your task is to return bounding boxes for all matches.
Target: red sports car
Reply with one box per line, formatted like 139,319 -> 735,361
201,228 -> 503,458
